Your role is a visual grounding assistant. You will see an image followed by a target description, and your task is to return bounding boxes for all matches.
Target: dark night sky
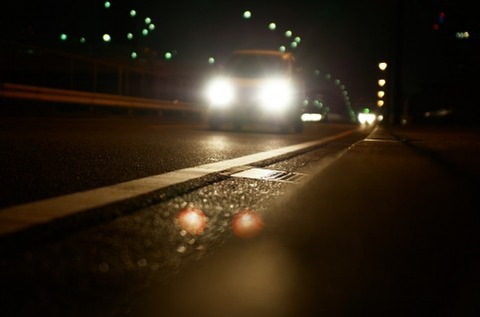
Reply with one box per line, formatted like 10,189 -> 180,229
2,0 -> 479,111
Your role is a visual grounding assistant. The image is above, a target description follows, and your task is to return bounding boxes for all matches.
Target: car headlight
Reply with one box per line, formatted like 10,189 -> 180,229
358,113 -> 376,125
258,79 -> 294,111
205,78 -> 235,107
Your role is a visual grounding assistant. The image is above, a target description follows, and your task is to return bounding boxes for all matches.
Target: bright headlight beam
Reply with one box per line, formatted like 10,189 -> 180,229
206,78 -> 235,107
259,79 -> 293,111
358,113 -> 376,125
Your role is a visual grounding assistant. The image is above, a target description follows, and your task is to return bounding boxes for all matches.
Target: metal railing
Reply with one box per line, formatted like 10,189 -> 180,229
0,83 -> 204,114
1,40 -> 208,111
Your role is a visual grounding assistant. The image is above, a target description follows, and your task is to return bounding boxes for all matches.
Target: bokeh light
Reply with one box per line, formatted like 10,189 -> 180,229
232,210 -> 263,239
102,34 -> 111,42
176,207 -> 207,235
243,11 -> 252,19
378,62 -> 387,71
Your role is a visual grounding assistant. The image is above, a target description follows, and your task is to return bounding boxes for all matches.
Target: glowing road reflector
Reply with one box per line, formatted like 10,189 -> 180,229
232,210 -> 263,238
176,207 -> 207,235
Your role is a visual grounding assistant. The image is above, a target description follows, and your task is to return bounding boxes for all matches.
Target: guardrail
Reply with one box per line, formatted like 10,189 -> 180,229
1,83 -> 206,114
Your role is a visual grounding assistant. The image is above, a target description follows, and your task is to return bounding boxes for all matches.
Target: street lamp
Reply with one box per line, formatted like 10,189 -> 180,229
378,62 -> 387,71
377,62 -> 388,109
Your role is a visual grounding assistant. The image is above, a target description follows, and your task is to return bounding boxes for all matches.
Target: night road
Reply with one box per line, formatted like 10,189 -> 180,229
2,1 -> 480,316
1,114 -> 479,317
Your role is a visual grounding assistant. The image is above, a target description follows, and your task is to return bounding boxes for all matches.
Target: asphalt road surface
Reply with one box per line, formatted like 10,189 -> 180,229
1,114 -> 479,317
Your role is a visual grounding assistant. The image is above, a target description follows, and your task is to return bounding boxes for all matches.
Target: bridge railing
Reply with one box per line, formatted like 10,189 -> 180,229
0,40 -> 208,110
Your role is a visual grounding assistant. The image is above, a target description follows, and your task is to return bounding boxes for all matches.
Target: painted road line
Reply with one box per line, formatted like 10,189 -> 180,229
0,129 -> 357,236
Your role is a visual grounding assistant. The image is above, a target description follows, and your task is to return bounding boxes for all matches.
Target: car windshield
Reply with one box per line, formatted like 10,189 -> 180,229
224,54 -> 290,78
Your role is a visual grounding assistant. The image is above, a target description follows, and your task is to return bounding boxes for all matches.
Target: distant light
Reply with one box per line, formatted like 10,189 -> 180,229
325,74 -> 332,80
130,10 -> 136,17
378,79 -> 386,87
358,113 -> 376,125
104,1 -> 111,9
285,30 -> 292,38
208,57 -> 215,64
438,12 -> 446,23
456,31 -> 470,39
60,33 -> 68,41
268,22 -> 276,30
279,46 -> 286,52
294,36 -> 301,43
145,17 -> 151,24
102,34 -> 111,42
301,113 -> 322,122
378,62 -> 387,71
131,52 -> 137,59
290,41 -> 298,48
80,37 -> 86,44
377,100 -> 384,107
243,11 -> 252,19
165,52 -> 172,60
149,24 -> 155,31
127,33 -> 133,40
334,79 -> 341,85
314,69 -> 320,77
377,90 -> 385,98
142,29 -> 148,36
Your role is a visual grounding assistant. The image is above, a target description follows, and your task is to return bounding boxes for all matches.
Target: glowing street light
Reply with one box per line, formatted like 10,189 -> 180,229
378,62 -> 388,71
102,34 -> 111,42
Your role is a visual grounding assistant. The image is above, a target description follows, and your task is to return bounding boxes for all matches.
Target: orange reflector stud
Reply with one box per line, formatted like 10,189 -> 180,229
176,207 -> 207,235
232,209 -> 263,239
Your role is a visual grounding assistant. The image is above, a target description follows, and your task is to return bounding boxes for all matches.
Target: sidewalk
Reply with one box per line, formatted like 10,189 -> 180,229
150,125 -> 480,317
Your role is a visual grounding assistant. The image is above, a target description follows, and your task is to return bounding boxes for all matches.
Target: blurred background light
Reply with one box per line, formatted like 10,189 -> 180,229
102,34 -> 111,42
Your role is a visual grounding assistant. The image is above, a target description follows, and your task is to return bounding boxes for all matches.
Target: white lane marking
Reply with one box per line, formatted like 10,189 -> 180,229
0,129 -> 357,235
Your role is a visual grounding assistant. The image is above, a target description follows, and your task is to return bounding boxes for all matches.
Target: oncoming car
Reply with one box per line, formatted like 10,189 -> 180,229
204,50 -> 305,133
